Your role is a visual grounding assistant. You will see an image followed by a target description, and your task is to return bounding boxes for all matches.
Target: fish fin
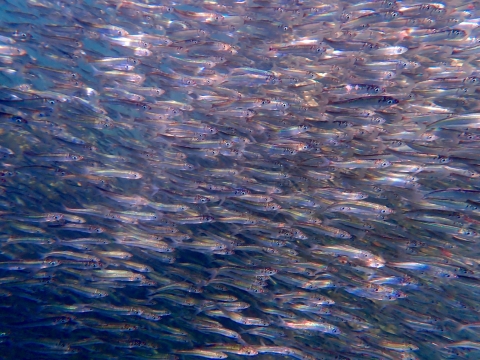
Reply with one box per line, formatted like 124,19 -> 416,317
274,316 -> 286,328
206,268 -> 219,282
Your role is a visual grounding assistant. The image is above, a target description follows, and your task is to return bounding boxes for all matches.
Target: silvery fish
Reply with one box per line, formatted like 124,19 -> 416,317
0,0 -> 479,359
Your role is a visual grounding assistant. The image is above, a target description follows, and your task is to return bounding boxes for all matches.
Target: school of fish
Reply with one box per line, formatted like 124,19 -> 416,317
1,0 -> 480,358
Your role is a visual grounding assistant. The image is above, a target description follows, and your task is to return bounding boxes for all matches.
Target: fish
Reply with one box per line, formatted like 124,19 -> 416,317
0,0 -> 479,359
